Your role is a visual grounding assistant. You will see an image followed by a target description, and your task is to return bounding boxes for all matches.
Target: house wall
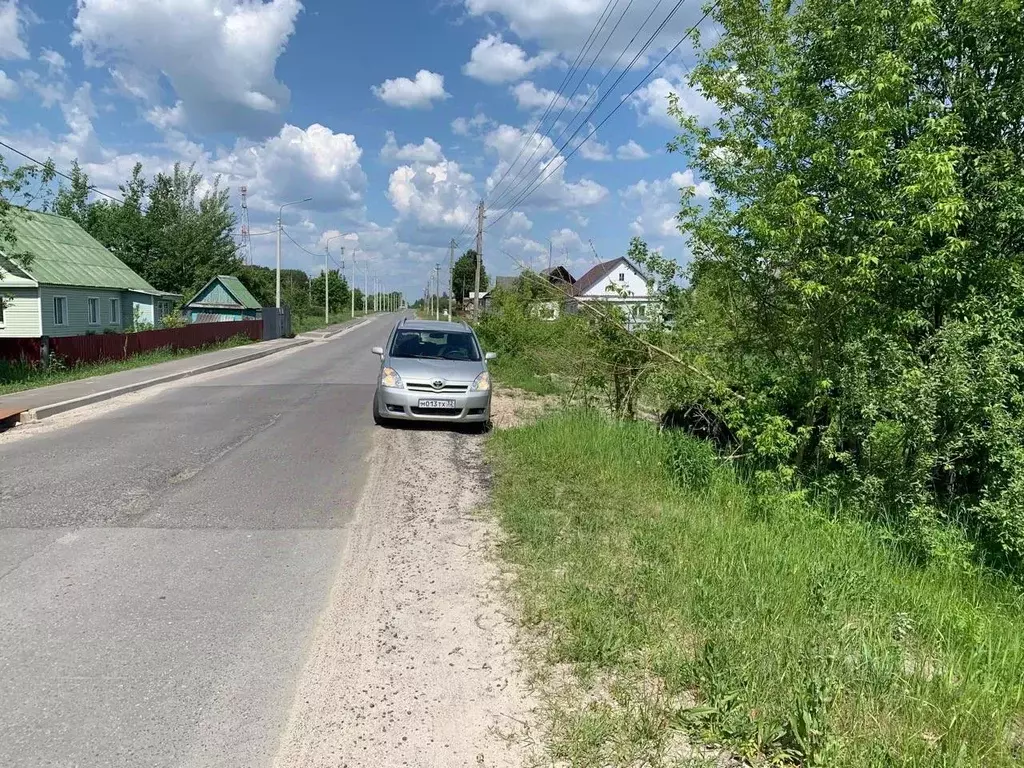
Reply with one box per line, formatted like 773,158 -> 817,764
196,281 -> 236,305
39,286 -> 124,337
124,293 -> 156,328
0,287 -> 42,338
581,263 -> 650,300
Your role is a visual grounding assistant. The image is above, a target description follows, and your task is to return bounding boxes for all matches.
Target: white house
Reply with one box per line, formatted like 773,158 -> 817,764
570,256 -> 657,328
0,210 -> 180,339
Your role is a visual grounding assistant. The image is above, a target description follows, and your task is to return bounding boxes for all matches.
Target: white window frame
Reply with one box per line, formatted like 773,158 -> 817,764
87,297 -> 100,325
53,295 -> 68,327
109,298 -> 121,325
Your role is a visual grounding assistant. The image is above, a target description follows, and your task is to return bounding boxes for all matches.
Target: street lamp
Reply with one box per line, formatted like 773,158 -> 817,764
276,197 -> 313,308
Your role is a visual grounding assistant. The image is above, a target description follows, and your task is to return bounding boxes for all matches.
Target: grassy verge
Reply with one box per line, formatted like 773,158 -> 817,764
0,335 -> 253,396
489,410 -> 1024,767
291,310 -> 357,334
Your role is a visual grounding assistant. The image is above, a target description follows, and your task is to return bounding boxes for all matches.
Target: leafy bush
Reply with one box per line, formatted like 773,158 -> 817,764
666,0 -> 1024,571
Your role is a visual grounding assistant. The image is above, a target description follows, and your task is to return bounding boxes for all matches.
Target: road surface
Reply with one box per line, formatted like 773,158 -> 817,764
0,314 -> 532,767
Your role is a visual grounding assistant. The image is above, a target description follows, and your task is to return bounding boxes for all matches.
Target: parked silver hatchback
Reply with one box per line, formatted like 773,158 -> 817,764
371,318 -> 495,428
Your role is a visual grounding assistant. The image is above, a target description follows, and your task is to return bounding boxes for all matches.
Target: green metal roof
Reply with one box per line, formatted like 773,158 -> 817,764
218,275 -> 261,309
5,210 -> 161,294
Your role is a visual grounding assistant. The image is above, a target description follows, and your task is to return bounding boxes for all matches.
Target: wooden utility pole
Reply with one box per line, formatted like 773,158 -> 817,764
448,239 -> 455,320
473,201 -> 484,318
435,263 -> 441,321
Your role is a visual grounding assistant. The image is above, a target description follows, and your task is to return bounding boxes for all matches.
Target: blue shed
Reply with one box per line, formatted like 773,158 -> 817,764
184,275 -> 262,323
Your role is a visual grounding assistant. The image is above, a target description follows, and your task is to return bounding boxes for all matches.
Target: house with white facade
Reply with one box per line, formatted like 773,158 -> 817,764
569,256 -> 657,328
0,210 -> 180,338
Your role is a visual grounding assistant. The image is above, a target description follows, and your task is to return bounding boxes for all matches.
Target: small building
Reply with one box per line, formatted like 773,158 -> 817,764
0,210 -> 180,338
184,275 -> 262,323
570,256 -> 656,329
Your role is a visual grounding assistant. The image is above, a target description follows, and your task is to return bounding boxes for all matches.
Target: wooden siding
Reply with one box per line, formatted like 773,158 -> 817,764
39,286 -> 124,337
0,287 -> 41,338
194,281 -> 237,307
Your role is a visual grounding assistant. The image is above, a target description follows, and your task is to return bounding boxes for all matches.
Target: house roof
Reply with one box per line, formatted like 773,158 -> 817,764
542,266 -> 576,284
4,210 -> 161,294
186,275 -> 262,310
572,257 -> 648,297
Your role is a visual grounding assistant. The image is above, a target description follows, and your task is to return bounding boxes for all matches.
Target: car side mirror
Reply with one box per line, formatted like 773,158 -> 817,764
371,346 -> 384,357
485,352 -> 498,361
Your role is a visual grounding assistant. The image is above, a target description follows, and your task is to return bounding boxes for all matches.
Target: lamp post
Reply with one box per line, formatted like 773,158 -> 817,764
276,197 -> 313,308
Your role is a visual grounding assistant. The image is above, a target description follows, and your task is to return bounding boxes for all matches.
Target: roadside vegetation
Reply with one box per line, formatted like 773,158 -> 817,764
0,335 -> 253,397
480,0 -> 1024,764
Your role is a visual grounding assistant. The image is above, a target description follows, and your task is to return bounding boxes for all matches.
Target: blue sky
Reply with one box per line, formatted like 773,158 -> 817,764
0,0 -> 715,298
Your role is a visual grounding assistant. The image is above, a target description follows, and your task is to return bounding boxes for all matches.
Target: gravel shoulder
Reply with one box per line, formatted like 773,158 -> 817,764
271,422 -> 537,768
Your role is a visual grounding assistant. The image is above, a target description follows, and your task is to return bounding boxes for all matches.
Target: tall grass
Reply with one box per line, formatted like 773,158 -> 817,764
489,410 -> 1024,766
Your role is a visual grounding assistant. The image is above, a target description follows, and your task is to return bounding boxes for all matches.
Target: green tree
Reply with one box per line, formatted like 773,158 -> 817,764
671,0 -> 1024,567
451,249 -> 487,303
1,154 -> 57,308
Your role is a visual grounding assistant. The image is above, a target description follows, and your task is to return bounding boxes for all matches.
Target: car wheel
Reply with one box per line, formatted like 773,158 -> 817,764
372,393 -> 386,426
473,419 -> 492,435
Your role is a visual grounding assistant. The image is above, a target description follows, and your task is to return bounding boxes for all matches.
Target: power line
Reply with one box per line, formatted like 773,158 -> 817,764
488,0 -> 714,232
490,0 -> 636,211
491,0 -> 689,220
487,0 -> 620,209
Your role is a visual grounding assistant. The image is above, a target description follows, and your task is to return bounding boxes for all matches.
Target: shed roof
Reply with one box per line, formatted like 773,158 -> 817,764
186,275 -> 262,310
572,257 -> 649,296
4,210 -> 161,293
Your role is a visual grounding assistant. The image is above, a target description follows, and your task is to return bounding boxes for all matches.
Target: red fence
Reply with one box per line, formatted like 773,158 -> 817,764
0,320 -> 262,366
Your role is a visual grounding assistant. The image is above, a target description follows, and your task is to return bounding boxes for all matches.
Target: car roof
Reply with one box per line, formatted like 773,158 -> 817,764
396,318 -> 471,333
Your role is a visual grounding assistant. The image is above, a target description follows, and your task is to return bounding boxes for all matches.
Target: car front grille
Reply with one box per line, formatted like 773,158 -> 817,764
411,407 -> 462,417
406,382 -> 470,393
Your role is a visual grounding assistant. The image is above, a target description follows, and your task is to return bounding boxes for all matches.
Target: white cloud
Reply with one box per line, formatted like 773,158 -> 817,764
39,48 -> 65,73
145,101 -> 186,132
0,69 -> 17,98
577,136 -> 611,161
630,76 -> 717,129
214,123 -> 367,214
372,69 -> 449,109
72,0 -> 302,136
621,170 -> 711,239
504,211 -> 532,234
451,113 -> 491,136
616,140 -> 650,160
388,159 -> 477,235
0,0 -> 28,60
484,123 -> 608,211
463,34 -> 554,84
380,131 -> 444,165
464,0 -> 708,66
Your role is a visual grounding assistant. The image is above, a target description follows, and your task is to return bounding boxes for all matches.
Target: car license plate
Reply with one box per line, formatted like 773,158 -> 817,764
418,398 -> 456,409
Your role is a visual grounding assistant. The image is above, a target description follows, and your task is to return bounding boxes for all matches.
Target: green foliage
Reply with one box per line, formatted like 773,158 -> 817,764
489,411 -> 1024,767
0,153 -> 58,308
52,161 -> 241,298
666,0 -> 1024,570
451,249 -> 487,303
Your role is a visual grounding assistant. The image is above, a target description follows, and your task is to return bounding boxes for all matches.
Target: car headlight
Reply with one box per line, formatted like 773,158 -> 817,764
381,367 -> 404,389
470,371 -> 491,392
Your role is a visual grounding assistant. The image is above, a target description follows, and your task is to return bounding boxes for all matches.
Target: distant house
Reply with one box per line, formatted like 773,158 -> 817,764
570,256 -> 656,328
0,210 -> 181,339
184,275 -> 262,323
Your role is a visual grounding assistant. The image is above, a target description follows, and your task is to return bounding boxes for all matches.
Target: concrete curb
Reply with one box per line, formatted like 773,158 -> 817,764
20,338 -> 315,424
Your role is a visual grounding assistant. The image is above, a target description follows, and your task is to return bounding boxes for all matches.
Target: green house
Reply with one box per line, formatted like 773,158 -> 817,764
184,275 -> 262,323
0,211 -> 181,338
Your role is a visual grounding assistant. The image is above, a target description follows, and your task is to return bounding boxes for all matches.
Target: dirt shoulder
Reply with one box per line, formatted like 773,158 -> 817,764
271,423 -> 537,768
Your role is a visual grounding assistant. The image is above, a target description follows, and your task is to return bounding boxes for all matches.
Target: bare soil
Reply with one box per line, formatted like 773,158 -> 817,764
271,424 -> 537,767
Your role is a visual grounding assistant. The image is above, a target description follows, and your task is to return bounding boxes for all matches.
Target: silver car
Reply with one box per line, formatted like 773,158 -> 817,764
371,318 -> 496,429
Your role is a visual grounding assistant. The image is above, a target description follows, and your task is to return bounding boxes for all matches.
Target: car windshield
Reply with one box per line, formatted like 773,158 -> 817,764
390,330 -> 481,362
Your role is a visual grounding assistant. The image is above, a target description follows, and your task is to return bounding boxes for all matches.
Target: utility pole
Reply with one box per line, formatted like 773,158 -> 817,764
350,250 -> 357,318
448,239 -> 455,321
324,246 -> 330,325
474,200 -> 485,318
548,239 -> 553,272
434,263 -> 441,321
364,264 -> 369,314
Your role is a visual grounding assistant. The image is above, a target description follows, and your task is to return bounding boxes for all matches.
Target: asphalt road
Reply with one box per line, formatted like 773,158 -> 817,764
0,314 -> 395,767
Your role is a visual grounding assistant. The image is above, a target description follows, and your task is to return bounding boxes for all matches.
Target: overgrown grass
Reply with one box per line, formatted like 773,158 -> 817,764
489,410 -> 1024,767
0,335 -> 253,396
291,310 -> 357,334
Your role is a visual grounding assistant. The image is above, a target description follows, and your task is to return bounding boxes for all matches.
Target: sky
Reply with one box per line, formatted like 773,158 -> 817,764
0,0 -> 717,300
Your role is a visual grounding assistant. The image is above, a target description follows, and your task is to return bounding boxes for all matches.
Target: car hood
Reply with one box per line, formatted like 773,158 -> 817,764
388,357 -> 485,383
